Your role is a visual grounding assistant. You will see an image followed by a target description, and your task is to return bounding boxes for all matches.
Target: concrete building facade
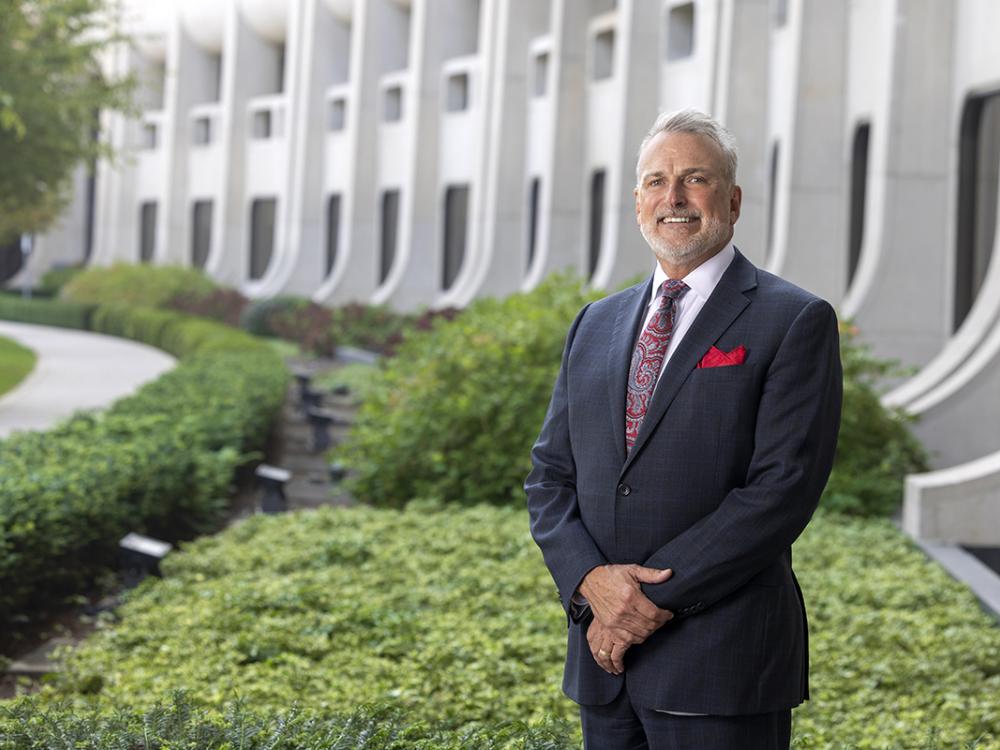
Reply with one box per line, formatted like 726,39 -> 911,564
6,0 -> 1000,545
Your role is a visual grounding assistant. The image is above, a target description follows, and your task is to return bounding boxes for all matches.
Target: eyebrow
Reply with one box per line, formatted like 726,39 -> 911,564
640,167 -> 714,182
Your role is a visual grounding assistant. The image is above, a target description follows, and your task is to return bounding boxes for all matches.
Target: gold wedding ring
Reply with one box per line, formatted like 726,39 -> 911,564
598,649 -> 609,657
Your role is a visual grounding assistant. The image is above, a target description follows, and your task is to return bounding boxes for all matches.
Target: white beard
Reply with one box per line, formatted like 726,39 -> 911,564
639,214 -> 731,268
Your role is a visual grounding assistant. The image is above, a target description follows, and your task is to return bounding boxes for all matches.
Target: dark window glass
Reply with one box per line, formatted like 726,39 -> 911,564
666,3 -> 696,61
589,170 -> 606,279
139,202 -> 157,262
955,92 -> 1000,330
766,142 -> 779,265
384,86 -> 403,122
0,236 -> 23,283
593,30 -> 614,80
326,194 -> 342,277
192,200 -> 213,269
249,198 -> 277,280
533,52 -> 549,97
443,185 -> 470,290
848,123 -> 871,287
527,177 -> 541,271
446,73 -> 469,112
380,190 -> 400,284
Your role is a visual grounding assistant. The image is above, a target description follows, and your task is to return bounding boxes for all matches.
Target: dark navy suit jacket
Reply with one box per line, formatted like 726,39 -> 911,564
526,249 -> 842,716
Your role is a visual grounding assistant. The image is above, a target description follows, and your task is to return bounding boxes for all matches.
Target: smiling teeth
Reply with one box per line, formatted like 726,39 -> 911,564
662,217 -> 695,223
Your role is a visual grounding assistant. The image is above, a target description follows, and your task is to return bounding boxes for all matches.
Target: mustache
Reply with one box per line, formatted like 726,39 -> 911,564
656,212 -> 701,221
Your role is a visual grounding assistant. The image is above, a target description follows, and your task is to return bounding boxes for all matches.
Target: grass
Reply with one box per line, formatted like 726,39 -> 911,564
0,335 -> 36,397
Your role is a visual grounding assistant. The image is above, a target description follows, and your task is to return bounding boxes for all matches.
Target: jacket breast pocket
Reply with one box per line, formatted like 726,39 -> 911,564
688,362 -> 757,385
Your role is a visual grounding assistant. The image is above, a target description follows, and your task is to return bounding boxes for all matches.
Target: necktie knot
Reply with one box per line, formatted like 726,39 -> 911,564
660,279 -> 689,303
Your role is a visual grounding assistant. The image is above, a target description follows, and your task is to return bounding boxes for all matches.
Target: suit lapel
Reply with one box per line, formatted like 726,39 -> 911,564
607,278 -> 654,466
621,250 -> 758,475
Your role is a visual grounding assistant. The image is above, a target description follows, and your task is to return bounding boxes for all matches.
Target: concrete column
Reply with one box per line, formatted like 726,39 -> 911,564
317,0 -> 410,305
842,0 -> 956,370
767,0 -> 848,303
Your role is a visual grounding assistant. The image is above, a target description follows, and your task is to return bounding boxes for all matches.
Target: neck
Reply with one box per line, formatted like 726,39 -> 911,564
656,245 -> 725,280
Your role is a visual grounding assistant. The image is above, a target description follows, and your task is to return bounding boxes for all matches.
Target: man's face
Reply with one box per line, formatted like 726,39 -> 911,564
634,130 -> 742,271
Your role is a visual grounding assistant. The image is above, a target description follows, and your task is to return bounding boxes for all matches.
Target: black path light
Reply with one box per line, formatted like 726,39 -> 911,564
255,463 -> 291,513
306,407 -> 340,452
119,533 -> 172,587
293,369 -> 313,413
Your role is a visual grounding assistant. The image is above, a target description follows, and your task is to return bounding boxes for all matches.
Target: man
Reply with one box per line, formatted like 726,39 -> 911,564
525,109 -> 842,749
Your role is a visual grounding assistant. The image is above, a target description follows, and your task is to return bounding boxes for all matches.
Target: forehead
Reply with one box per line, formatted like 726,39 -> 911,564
637,130 -> 727,177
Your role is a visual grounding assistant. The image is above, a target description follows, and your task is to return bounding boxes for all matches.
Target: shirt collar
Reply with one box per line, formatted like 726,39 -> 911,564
649,242 -> 736,306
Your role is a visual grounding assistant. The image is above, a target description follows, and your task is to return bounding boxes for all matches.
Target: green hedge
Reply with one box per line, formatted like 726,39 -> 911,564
0,303 -> 288,627
822,323 -> 929,516
60,264 -> 216,309
91,303 -> 268,358
0,295 -> 93,329
14,505 -> 999,747
336,275 -> 600,507
0,696 -> 578,749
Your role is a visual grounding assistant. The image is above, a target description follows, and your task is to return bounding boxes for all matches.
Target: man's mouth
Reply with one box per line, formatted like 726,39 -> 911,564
659,216 -> 698,224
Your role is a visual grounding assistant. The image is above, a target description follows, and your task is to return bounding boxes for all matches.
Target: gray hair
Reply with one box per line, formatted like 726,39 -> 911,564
635,109 -> 739,185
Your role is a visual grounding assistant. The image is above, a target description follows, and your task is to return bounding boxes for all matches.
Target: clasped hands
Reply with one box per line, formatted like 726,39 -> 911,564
578,564 -> 674,676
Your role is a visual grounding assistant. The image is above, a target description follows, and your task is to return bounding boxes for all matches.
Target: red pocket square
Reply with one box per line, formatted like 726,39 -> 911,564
697,345 -> 747,368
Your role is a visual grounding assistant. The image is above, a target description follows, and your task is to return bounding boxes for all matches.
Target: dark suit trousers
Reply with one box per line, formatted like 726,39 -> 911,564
580,686 -> 791,750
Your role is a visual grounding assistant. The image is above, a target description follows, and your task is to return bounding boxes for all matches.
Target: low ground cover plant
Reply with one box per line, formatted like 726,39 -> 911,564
0,301 -> 288,628
6,505 -> 997,747
0,335 -> 35,396
0,694 -> 578,749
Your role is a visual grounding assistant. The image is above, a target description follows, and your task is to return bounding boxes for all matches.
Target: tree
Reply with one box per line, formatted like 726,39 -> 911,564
0,0 -> 133,244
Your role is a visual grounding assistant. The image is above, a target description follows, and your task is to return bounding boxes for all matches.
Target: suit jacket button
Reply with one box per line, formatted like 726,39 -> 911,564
617,483 -> 631,496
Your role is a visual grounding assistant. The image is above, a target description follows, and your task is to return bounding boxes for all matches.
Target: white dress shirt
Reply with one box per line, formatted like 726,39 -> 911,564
639,242 -> 736,381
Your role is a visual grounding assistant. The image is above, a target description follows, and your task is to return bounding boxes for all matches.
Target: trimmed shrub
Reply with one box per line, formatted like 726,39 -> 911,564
0,295 -> 93,329
336,275 -> 598,507
0,302 -> 288,628
338,282 -> 925,515
0,695 -> 579,749
240,295 -> 335,356
15,506 -> 1000,747
165,287 -> 249,328
90,303 -> 265,358
36,264 -> 84,296
822,323 -> 929,516
328,302 -> 411,354
60,264 -> 216,308
326,303 -> 461,356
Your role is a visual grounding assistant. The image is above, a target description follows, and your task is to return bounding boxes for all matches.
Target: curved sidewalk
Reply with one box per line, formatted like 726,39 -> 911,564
0,321 -> 177,439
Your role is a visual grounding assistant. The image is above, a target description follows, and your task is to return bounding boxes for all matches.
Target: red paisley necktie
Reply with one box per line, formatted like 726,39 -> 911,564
625,279 -> 689,451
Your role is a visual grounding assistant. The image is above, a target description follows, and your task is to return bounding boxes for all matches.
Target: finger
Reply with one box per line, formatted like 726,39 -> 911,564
630,566 -> 673,585
594,640 -> 615,674
610,641 -> 627,674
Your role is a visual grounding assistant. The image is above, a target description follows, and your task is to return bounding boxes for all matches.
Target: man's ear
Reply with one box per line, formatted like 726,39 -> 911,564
634,187 -> 640,220
729,184 -> 742,224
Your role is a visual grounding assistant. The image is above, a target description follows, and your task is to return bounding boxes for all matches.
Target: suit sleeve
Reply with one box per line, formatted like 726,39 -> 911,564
640,298 -> 843,617
526,303 -> 608,616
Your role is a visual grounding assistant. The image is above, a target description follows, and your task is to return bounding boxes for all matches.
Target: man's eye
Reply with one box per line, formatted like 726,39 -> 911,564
649,178 -> 663,187
687,176 -> 704,184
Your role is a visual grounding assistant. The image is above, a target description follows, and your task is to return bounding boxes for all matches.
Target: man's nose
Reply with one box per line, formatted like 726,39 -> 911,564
666,182 -> 687,207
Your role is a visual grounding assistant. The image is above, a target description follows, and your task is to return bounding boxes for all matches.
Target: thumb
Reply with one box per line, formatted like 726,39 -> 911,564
631,566 -> 673,584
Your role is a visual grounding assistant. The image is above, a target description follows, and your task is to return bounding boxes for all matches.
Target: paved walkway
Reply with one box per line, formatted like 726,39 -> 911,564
0,321 -> 177,439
